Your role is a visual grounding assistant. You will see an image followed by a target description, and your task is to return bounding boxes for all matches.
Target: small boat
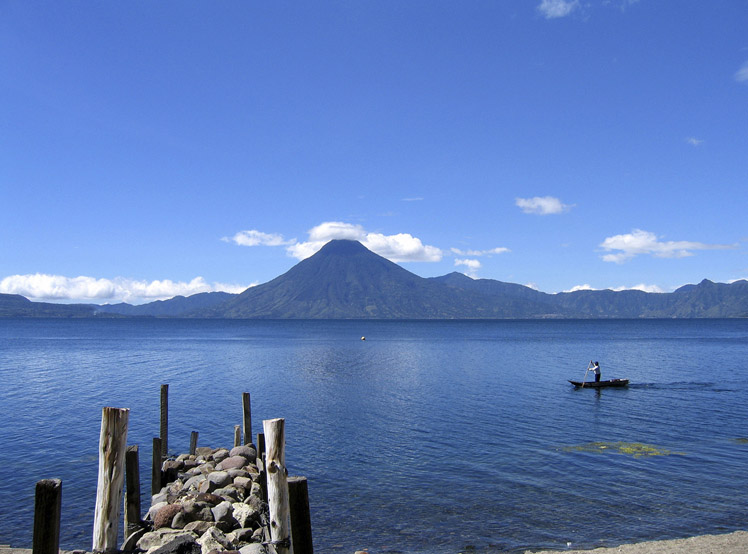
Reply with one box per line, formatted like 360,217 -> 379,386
569,378 -> 629,388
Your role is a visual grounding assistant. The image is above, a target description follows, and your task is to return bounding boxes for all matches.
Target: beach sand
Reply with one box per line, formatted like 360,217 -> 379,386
525,530 -> 748,553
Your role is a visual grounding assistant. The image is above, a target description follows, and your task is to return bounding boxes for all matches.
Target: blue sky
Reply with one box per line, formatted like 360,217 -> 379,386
2,1 -> 747,304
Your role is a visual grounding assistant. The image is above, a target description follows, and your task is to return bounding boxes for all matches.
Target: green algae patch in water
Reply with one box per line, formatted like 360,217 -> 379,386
731,437 -> 748,444
561,441 -> 684,458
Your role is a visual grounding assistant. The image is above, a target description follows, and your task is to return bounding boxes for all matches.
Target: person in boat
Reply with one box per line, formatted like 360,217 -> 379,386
590,361 -> 601,382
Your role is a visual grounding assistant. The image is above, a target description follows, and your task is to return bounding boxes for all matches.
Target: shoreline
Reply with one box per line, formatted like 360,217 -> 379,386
4,531 -> 748,554
524,530 -> 748,554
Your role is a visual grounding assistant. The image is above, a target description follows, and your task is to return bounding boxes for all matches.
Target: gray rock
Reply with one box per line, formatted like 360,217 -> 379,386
196,493 -> 223,506
212,449 -> 230,463
229,527 -> 257,544
233,476 -> 252,490
216,456 -> 247,471
210,500 -> 234,524
183,500 -> 214,523
239,544 -> 268,554
208,471 -> 231,488
213,486 -> 242,502
249,482 -> 262,499
172,511 -> 189,529
183,474 -> 206,492
137,529 -> 197,552
122,526 -> 148,552
229,445 -> 257,461
231,503 -> 260,529
195,447 -> 214,458
150,534 -> 201,554
198,479 -> 217,494
197,526 -> 232,554
183,521 -> 214,535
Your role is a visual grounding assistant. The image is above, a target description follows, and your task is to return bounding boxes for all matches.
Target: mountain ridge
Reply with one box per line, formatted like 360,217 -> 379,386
2,240 -> 747,319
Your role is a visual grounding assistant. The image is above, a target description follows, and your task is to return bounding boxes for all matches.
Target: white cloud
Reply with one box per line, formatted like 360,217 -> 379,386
686,137 -> 704,146
599,229 -> 735,263
363,232 -> 443,262
735,61 -> 748,83
451,247 -> 511,256
563,282 -> 665,293
565,284 -> 595,292
612,283 -> 665,293
455,258 -> 481,278
232,221 -> 444,263
0,274 -> 249,304
516,196 -> 573,215
222,230 -> 294,247
537,0 -> 579,19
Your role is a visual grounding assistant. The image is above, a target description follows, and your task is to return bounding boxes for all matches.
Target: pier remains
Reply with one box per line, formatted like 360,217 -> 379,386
26,387 -> 313,554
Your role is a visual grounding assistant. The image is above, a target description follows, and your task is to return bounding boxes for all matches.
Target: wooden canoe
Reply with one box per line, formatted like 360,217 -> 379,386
568,378 -> 629,388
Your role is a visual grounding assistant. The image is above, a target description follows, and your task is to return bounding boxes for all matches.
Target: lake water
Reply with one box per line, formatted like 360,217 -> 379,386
1,318 -> 748,553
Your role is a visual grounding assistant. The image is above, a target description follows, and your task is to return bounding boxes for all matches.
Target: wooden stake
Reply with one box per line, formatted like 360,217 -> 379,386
242,392 -> 252,446
151,437 -> 162,496
124,445 -> 141,538
234,424 -> 241,448
263,418 -> 293,554
32,479 -> 61,554
256,432 -> 268,503
289,476 -> 313,554
92,407 -> 129,553
160,384 -> 168,456
190,431 -> 198,455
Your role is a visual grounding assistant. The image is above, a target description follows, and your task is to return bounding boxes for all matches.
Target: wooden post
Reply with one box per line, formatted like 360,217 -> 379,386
190,431 -> 198,455
124,445 -> 141,538
289,476 -> 313,554
257,433 -> 265,459
92,407 -> 129,553
263,418 -> 293,554
257,432 -> 267,502
160,384 -> 168,456
234,425 -> 241,448
242,392 -> 252,446
151,437 -> 162,496
32,479 -> 61,554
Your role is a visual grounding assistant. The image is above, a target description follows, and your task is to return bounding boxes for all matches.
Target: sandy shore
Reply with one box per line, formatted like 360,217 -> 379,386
525,530 -> 748,554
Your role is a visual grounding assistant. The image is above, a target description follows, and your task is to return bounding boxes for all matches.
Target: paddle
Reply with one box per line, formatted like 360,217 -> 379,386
580,360 -> 593,388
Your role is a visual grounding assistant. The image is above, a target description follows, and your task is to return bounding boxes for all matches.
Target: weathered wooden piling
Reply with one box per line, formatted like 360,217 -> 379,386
160,384 -> 168,456
190,431 -> 198,455
32,478 -> 61,554
263,418 -> 293,554
124,445 -> 141,538
92,407 -> 129,553
257,432 -> 268,502
151,437 -> 162,496
242,392 -> 252,445
289,476 -> 313,554
234,424 -> 241,448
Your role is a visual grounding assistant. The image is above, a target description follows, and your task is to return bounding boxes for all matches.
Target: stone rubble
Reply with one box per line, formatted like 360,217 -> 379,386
129,445 -> 270,554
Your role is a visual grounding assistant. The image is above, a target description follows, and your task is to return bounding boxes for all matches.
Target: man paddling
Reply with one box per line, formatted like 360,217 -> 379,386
590,361 -> 601,382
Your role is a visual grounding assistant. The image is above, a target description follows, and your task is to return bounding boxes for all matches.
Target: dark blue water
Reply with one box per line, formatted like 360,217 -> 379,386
1,319 -> 747,553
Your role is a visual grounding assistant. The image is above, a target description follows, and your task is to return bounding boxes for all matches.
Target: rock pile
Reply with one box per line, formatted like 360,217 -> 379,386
129,445 -> 270,554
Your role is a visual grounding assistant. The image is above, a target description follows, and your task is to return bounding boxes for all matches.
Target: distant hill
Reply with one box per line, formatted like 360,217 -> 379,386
2,240 -> 748,319
96,291 -> 235,317
0,293 -> 99,317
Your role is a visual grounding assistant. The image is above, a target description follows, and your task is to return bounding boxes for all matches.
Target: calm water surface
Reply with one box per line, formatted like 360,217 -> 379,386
1,318 -> 747,553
